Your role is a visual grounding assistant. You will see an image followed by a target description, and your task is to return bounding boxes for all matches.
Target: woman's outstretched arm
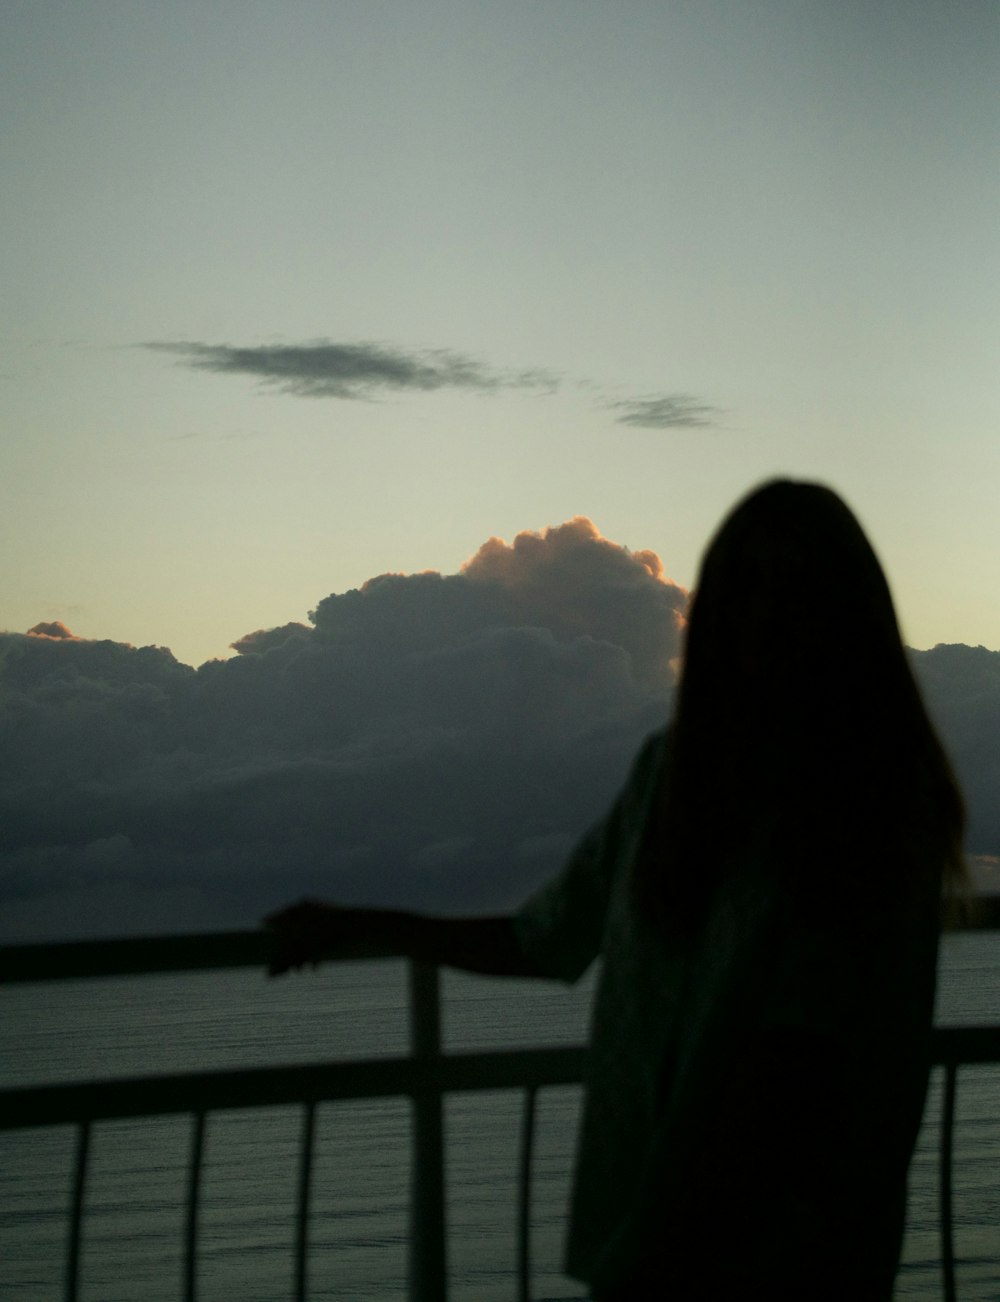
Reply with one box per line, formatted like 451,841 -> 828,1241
264,899 -> 543,979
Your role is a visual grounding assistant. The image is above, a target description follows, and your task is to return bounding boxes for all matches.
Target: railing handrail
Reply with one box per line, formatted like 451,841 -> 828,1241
0,929 -> 389,984
2,889 -> 999,985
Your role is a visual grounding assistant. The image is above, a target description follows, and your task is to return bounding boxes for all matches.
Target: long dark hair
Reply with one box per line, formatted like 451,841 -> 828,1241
638,480 -> 966,934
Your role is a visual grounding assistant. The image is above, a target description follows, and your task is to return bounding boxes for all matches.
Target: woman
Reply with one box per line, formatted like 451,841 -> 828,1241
267,480 -> 965,1300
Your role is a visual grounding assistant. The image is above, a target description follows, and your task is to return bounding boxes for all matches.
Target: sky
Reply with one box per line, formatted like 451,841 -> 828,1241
2,0 -> 998,669
2,3 -> 999,941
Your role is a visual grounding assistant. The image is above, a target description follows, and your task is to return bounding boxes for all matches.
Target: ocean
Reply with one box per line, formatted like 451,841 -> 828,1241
1,933 -> 998,1300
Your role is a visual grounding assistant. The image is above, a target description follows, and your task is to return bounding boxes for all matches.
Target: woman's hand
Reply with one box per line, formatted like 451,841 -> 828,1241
263,902 -> 535,979
263,898 -> 347,975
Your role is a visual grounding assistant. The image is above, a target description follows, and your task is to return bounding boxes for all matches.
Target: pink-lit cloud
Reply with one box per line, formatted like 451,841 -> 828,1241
26,621 -> 83,641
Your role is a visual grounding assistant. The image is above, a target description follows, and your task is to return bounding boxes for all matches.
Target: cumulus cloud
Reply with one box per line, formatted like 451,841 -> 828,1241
607,394 -> 721,429
144,340 -> 559,400
231,622 -> 313,656
0,521 -> 684,940
4,535 -> 999,945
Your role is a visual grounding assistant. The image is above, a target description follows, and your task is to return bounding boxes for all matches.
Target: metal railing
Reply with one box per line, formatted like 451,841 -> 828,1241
3,901 -> 1000,1302
1,933 -> 585,1302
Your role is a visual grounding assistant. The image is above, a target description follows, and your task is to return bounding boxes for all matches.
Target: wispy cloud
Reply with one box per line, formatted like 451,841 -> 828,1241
144,340 -> 559,400
144,338 -> 721,431
606,394 -> 721,429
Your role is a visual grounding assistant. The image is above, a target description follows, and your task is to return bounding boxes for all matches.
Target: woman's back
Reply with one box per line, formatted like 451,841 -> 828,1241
516,480 -> 965,1299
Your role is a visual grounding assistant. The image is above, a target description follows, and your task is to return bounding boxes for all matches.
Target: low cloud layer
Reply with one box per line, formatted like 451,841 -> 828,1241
3,518 -> 998,943
0,519 -> 685,940
909,643 -> 1000,884
145,340 -> 558,400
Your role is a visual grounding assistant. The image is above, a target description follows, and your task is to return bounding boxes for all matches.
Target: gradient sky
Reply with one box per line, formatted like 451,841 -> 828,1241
3,0 -> 998,669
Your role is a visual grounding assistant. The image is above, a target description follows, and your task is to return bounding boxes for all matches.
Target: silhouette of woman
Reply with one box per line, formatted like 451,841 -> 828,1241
267,480 -> 965,1301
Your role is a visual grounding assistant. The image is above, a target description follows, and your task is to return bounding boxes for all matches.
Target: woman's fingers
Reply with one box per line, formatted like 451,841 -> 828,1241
263,897 -> 321,928
264,899 -> 331,975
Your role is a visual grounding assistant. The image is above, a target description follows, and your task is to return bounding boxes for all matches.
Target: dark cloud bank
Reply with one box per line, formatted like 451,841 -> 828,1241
0,521 -> 682,940
2,519 -> 998,942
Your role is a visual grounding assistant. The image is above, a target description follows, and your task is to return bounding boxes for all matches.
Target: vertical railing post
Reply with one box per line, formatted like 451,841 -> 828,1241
517,1087 -> 538,1302
183,1111 -> 206,1302
408,960 -> 447,1302
940,1063 -> 958,1302
294,1101 -> 317,1302
65,1119 -> 90,1302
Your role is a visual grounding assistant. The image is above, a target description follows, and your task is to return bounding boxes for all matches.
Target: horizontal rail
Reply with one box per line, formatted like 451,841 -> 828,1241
933,1024 -> 1000,1065
0,1045 -> 588,1131
2,891 -> 999,985
0,930 -> 395,984
4,1029 -> 998,1134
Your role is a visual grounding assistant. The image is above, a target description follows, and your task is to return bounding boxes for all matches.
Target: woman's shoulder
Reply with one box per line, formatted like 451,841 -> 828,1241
623,725 -> 672,802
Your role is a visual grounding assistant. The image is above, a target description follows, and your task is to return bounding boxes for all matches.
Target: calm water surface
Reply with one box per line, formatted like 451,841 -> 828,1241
1,935 -> 998,1300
